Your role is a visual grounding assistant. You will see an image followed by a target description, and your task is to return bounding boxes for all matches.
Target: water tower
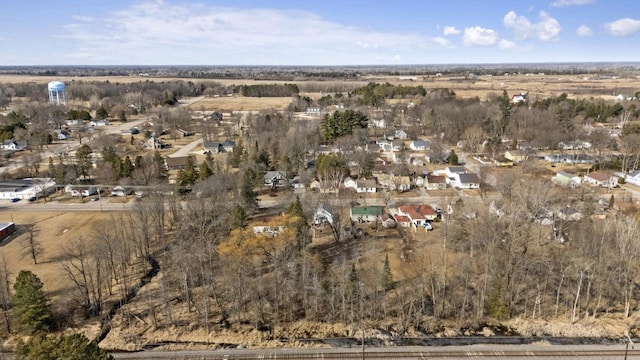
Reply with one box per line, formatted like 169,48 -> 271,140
47,81 -> 67,106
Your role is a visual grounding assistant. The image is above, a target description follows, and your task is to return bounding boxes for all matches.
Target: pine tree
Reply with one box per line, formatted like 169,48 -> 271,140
382,254 -> 394,291
13,270 -> 51,334
17,333 -> 113,360
198,161 -> 213,180
231,205 -> 247,230
240,168 -> 258,212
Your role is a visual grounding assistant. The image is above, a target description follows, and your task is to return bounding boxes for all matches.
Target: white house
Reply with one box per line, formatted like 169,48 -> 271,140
356,179 -> 377,193
343,177 -> 357,190
264,171 -> 288,188
371,119 -> 387,128
626,170 -> 640,186
456,173 -> 481,189
409,140 -> 430,151
2,140 -> 26,151
583,171 -> 618,188
394,129 -> 408,140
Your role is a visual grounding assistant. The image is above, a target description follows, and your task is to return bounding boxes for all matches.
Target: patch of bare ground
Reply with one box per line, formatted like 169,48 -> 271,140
188,96 -> 293,112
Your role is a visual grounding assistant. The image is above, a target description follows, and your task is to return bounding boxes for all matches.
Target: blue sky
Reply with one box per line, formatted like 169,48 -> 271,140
0,0 -> 639,65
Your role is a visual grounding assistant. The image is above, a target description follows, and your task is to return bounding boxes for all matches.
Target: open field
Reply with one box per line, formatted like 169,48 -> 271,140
1,73 -> 638,102
187,96 -> 293,112
0,211 -> 127,300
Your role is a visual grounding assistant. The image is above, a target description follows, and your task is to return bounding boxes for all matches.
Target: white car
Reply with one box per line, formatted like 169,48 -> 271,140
423,222 -> 433,231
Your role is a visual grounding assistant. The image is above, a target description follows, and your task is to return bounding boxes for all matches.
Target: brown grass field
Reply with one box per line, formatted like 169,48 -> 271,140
188,96 -> 293,112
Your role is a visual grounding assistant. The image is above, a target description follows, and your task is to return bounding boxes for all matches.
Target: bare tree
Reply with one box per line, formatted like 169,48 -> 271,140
21,217 -> 42,265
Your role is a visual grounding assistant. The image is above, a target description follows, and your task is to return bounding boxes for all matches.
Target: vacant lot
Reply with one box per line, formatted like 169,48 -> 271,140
188,96 -> 293,112
0,211 -> 127,301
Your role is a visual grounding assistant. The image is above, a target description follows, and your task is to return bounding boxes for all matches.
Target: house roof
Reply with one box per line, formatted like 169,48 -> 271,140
398,204 -> 437,221
203,141 -> 222,149
447,166 -> 466,174
394,215 -> 410,223
222,140 -> 236,147
351,206 -> 383,216
586,171 -> 611,182
427,175 -> 447,183
411,140 -> 430,147
357,179 -> 377,188
264,171 -> 286,180
165,156 -> 189,167
459,173 -> 480,184
556,171 -> 577,178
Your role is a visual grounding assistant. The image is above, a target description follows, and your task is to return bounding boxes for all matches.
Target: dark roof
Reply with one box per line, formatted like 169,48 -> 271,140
459,173 -> 480,184
165,156 -> 189,167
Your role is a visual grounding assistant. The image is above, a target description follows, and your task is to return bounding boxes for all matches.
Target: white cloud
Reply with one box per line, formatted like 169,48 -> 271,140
431,37 -> 454,48
536,11 -> 561,41
58,1 -> 449,65
503,11 -> 533,40
576,25 -> 593,36
551,0 -> 594,7
499,39 -> 517,49
463,26 -> 499,46
604,18 -> 640,36
443,26 -> 461,36
503,10 -> 560,41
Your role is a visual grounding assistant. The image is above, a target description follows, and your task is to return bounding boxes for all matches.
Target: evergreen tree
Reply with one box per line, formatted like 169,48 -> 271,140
240,168 -> 258,212
382,254 -> 394,291
95,106 -> 108,119
120,155 -> 133,178
609,194 -> 615,210
198,160 -> 213,180
231,205 -> 247,230
153,151 -> 168,181
178,155 -> 199,187
13,270 -> 51,334
447,149 -> 459,165
17,333 -> 113,360
76,144 -> 92,180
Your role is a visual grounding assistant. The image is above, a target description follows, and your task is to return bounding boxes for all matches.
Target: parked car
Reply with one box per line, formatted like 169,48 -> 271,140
424,222 -> 433,231
10,198 -> 20,203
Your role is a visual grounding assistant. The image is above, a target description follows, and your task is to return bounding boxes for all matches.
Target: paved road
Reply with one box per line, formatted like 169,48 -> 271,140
1,197 -> 134,212
168,137 -> 203,158
110,344 -> 640,359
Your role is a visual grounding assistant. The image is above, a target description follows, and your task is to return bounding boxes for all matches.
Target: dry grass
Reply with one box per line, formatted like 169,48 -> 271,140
0,211 -> 127,300
188,96 -> 293,112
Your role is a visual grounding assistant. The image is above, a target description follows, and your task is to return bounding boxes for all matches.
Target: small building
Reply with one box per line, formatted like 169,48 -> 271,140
396,204 -> 438,231
314,203 -> 334,225
222,140 -> 236,153
165,156 -> 189,170
511,92 -> 528,103
0,223 -> 16,242
350,206 -> 384,223
504,150 -> 527,163
2,140 -> 26,151
554,171 -> 581,187
457,173 -> 481,189
56,130 -> 71,140
394,129 -> 408,140
625,170 -> 640,187
493,156 -> 514,167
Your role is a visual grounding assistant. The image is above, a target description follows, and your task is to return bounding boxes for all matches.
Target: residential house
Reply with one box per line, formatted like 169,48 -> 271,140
290,176 -> 305,190
391,140 -> 404,152
203,141 -> 222,154
89,120 -> 110,127
563,154 -> 594,165
381,214 -> 396,228
264,171 -> 288,188
222,140 -> 236,153
356,179 -> 377,193
394,129 -> 408,140
625,170 -> 640,186
559,140 -> 592,150
411,158 -> 424,167
583,171 -> 618,188
177,128 -> 195,137
554,171 -> 581,187
306,107 -> 324,115
396,204 -> 438,231
253,225 -> 284,237
409,140 -> 430,151
309,180 -> 338,194
442,166 -> 467,179
456,173 -> 481,189
2,140 -> 26,151
504,150 -> 527,163
425,174 -> 447,190
343,177 -> 357,190
205,111 -> 223,122
350,206 -> 384,223
493,156 -> 514,167
366,143 -> 381,153
314,203 -> 334,225
81,186 -> 98,197
56,130 -> 71,140
65,119 -> 83,126
511,92 -> 528,103
165,156 -> 189,170
373,157 -> 387,166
